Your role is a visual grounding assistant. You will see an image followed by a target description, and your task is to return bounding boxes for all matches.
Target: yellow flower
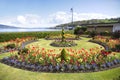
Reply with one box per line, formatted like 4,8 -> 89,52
78,58 -> 83,63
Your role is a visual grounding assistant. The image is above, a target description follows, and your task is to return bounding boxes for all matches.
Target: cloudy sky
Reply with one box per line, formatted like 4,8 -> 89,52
0,0 -> 120,28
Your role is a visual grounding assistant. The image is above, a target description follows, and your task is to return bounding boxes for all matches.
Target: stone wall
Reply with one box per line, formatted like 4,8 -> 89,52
87,26 -> 113,32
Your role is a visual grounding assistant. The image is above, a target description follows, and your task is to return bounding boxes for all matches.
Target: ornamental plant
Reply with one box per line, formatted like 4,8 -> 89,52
61,27 -> 65,42
60,49 -> 68,61
94,36 -> 120,51
74,26 -> 87,39
6,43 -> 16,49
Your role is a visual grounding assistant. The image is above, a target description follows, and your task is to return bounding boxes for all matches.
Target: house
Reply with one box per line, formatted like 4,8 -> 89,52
81,22 -> 120,32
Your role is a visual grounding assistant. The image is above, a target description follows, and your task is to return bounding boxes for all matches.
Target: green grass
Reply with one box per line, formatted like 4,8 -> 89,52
0,52 -> 120,80
26,37 -> 103,50
0,37 -> 120,80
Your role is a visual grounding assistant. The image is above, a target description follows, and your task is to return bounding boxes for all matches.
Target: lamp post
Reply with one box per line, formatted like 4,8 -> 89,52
70,8 -> 73,29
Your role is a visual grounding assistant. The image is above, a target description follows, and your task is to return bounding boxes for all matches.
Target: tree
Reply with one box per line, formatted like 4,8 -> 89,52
89,30 -> 97,40
74,26 -> 87,39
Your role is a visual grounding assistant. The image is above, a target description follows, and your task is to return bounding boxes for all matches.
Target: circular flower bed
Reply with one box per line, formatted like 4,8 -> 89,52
1,47 -> 120,73
45,34 -> 78,40
50,40 -> 77,47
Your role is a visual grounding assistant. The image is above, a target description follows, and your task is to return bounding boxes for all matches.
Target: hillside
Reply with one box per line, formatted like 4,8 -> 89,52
0,24 -> 19,29
55,17 -> 120,28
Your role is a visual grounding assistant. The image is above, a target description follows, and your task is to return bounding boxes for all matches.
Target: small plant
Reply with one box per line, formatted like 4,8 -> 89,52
6,44 -> 16,49
100,31 -> 110,36
18,48 -> 28,55
115,44 -> 120,51
112,30 -> 120,39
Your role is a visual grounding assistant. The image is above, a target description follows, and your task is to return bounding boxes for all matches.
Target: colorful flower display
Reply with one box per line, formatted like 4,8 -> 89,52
0,37 -> 36,53
1,46 -> 120,72
94,36 -> 120,51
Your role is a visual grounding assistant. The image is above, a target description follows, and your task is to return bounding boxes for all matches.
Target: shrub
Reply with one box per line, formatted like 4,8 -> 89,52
84,31 -> 91,35
60,49 -> 68,61
89,31 -> 97,39
112,30 -> 120,39
115,44 -> 120,51
0,31 -> 73,42
18,48 -> 28,55
99,31 -> 111,36
6,44 -> 16,49
74,26 -> 86,39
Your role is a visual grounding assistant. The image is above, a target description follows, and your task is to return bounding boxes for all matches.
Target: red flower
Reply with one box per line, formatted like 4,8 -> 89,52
91,60 -> 95,64
42,48 -> 45,51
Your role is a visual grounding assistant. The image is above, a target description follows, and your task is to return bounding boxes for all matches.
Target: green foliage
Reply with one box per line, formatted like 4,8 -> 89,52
100,31 -> 111,36
61,27 -> 65,42
60,49 -> 68,61
112,30 -> 120,39
74,26 -> 82,35
80,26 -> 87,32
18,48 -> 28,55
50,40 -> 77,47
0,31 -> 73,42
56,17 -> 120,28
89,31 -> 97,39
115,44 -> 120,51
74,26 -> 87,39
6,44 -> 16,49
74,26 -> 87,35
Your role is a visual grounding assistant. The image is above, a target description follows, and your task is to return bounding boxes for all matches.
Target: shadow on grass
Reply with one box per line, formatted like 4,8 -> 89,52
113,76 -> 120,80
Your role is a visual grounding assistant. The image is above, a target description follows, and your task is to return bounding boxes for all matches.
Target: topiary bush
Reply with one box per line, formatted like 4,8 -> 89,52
60,49 -> 68,61
61,27 -> 65,42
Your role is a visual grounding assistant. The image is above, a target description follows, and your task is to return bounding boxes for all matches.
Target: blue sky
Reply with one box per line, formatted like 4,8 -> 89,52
0,0 -> 120,28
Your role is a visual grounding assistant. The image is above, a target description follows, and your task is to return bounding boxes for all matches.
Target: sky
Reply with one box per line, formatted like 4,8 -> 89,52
0,0 -> 120,28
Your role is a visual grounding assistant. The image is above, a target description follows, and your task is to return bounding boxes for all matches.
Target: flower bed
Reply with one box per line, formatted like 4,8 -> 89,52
89,40 -> 110,50
0,37 -> 36,53
45,34 -> 78,40
94,36 -> 120,52
50,40 -> 77,47
1,46 -> 120,72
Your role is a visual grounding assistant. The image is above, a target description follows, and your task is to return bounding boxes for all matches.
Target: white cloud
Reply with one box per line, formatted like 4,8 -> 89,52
0,12 -> 117,28
17,15 -> 26,24
48,11 -> 71,24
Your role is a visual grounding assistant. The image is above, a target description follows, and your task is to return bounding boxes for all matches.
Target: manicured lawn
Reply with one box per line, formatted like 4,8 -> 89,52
0,37 -> 120,80
26,37 -> 103,50
0,52 -> 120,80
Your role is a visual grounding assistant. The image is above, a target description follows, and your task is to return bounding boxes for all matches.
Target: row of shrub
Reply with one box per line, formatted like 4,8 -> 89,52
0,31 -> 73,42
